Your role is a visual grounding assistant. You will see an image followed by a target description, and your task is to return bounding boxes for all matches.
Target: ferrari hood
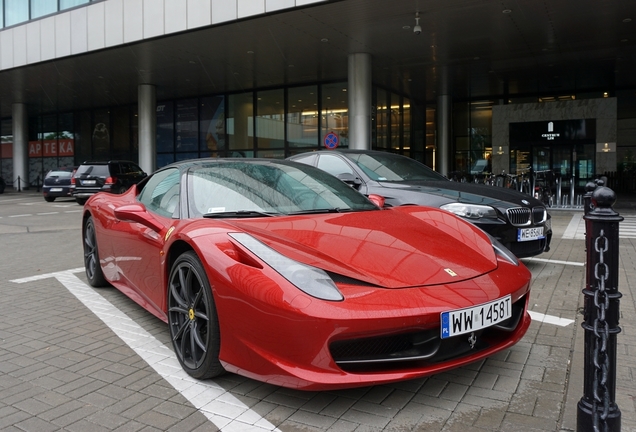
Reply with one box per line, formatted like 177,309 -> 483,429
377,180 -> 543,208
226,207 -> 498,289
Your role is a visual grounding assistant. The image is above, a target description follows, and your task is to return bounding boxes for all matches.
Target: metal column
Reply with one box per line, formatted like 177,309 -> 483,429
138,84 -> 157,174
12,103 -> 29,191
436,95 -> 451,177
348,53 -> 372,150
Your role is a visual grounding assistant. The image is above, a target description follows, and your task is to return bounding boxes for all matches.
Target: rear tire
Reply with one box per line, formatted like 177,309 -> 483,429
44,196 -> 55,202
83,217 -> 108,287
76,198 -> 87,205
168,251 -> 223,379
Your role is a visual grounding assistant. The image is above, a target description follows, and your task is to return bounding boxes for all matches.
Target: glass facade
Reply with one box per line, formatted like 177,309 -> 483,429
1,0 -> 93,28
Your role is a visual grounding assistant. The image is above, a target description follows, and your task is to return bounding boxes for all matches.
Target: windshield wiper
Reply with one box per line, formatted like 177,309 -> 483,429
287,208 -> 350,215
203,210 -> 280,218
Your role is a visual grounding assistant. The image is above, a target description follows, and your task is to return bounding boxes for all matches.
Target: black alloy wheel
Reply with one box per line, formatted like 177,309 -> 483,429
168,251 -> 223,379
83,217 -> 108,287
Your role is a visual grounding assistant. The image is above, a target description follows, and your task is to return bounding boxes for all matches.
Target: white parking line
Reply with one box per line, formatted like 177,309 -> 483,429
522,257 -> 584,267
10,269 -> 282,432
8,213 -> 32,218
528,311 -> 574,327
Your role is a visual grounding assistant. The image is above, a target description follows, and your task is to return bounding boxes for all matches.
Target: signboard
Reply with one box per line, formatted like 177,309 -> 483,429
509,119 -> 596,143
28,139 -> 75,157
323,131 -> 339,149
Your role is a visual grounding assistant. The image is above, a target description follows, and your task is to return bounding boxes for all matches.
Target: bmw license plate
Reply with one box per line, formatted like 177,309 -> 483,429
440,295 -> 512,339
517,226 -> 544,242
82,180 -> 96,185
50,188 -> 63,192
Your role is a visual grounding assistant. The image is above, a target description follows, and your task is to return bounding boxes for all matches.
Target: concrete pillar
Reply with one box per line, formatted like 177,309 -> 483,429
348,53 -> 372,150
12,103 -> 28,191
436,95 -> 452,176
138,84 -> 157,173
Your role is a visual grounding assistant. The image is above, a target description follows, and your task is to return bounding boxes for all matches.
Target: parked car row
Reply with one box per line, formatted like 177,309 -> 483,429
41,160 -> 147,204
81,157 -> 533,390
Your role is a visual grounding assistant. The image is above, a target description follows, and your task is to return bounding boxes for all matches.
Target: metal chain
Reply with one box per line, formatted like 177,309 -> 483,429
592,229 -> 611,432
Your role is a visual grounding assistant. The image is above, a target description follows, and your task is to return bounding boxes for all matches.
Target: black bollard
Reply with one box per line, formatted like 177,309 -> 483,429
583,181 -> 597,215
577,186 -> 623,432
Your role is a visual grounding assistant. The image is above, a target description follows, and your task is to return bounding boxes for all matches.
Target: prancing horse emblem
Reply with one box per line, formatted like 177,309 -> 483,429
468,332 -> 477,349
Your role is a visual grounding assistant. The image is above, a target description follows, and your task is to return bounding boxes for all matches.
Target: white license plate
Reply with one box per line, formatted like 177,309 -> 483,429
441,295 -> 512,339
50,188 -> 63,192
517,226 -> 544,242
82,180 -> 96,185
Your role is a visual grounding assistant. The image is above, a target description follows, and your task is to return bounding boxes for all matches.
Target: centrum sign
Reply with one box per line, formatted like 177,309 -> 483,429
509,119 -> 596,143
541,122 -> 560,140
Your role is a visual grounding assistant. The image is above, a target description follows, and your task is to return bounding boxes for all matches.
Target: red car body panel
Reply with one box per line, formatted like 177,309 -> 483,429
84,184 -> 532,390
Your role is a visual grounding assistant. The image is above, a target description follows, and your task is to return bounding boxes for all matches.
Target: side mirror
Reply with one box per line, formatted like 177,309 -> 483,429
367,194 -> 385,208
114,203 -> 164,233
337,172 -> 362,189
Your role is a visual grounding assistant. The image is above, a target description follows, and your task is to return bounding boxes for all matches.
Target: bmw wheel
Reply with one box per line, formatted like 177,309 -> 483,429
83,216 -> 108,287
168,251 -> 223,379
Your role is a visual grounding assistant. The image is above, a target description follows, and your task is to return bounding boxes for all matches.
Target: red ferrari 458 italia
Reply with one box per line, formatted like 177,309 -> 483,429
82,158 -> 532,390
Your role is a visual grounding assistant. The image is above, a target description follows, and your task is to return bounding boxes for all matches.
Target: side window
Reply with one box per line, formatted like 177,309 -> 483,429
109,163 -> 122,175
138,168 -> 181,218
316,154 -> 355,177
292,153 -> 317,166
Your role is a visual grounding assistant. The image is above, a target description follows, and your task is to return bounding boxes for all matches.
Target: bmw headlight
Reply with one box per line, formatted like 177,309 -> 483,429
486,233 -> 519,266
440,202 -> 498,220
228,232 -> 344,301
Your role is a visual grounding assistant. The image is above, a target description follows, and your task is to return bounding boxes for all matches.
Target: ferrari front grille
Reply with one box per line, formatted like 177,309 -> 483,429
506,207 -> 531,226
329,295 -> 527,373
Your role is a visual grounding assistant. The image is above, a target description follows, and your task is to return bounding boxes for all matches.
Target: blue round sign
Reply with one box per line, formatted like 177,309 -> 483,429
323,131 -> 339,149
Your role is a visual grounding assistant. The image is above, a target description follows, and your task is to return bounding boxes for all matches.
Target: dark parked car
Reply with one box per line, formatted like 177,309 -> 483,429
42,166 -> 77,202
72,160 -> 147,205
288,150 -> 552,258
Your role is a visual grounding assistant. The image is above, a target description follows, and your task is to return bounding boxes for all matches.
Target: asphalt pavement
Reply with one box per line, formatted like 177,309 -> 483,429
0,188 -> 635,432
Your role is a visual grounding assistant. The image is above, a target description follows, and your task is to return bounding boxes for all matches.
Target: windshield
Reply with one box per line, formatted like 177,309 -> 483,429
46,171 -> 73,179
187,161 -> 378,217
344,153 -> 447,182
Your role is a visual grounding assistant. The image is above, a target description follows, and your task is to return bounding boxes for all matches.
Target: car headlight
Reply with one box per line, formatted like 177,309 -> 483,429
440,202 -> 498,220
228,232 -> 344,301
486,233 -> 519,266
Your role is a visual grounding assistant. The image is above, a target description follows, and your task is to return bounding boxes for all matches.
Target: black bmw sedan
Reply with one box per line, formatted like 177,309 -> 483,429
288,150 -> 551,258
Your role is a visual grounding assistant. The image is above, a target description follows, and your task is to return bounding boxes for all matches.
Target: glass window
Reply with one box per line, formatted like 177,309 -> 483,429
112,106 -> 131,160
156,101 -> 174,153
60,0 -> 89,10
375,88 -> 388,149
31,0 -> 57,19
75,110 -> 92,162
316,154 -> 355,177
1,0 -> 4,28
256,89 -> 284,151
175,99 -> 198,153
200,96 -> 225,157
321,82 -> 348,148
5,0 -> 28,26
138,168 -> 180,218
390,92 -> 400,150
287,86 -> 318,149
227,92 -> 254,151
92,109 -> 111,159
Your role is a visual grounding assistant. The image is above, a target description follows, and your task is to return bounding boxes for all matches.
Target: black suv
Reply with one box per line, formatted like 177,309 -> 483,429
72,160 -> 147,205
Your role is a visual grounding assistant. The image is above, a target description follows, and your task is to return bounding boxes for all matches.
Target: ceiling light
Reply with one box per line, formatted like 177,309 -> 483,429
413,12 -> 421,35
321,38 -> 329,42
502,9 -> 512,14
623,18 -> 632,23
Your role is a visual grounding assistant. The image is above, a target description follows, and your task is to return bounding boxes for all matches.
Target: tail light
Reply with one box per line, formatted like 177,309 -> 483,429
71,177 -> 76,185
105,176 -> 117,185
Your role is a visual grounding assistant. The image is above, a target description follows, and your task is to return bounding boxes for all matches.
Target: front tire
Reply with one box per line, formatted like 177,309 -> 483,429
83,217 -> 108,287
168,251 -> 223,379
